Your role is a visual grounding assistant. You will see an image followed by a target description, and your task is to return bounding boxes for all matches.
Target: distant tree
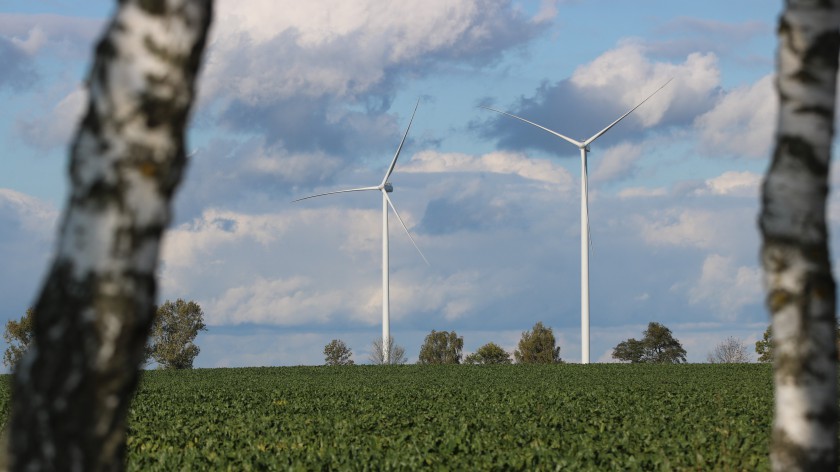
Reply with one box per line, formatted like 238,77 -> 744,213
464,342 -> 512,365
148,299 -> 207,370
756,324 -> 840,364
755,326 -> 773,363
612,338 -> 646,363
707,337 -> 751,364
612,322 -> 686,364
514,322 -> 561,364
418,330 -> 464,365
2,308 -> 34,369
323,339 -> 354,366
369,337 -> 407,365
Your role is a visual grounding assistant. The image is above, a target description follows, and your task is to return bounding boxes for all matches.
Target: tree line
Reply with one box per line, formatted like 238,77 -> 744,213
327,321 -> 696,366
6,308 -> 788,369
4,299 -> 207,371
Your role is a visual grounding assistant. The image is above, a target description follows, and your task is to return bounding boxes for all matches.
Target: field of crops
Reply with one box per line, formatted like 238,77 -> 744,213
104,364 -> 771,470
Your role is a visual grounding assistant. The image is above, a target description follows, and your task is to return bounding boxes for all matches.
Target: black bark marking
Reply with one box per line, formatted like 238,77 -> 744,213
137,0 -> 167,16
8,1 -> 213,469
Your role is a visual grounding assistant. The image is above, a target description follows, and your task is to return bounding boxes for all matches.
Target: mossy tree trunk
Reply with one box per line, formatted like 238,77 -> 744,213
7,0 -> 213,470
760,1 -> 839,470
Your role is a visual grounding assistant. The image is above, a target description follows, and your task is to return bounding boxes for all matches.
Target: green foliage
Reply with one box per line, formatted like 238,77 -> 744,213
369,337 -> 407,365
418,330 -> 463,365
613,322 -> 687,364
2,308 -> 34,369
148,299 -> 207,369
755,324 -> 840,363
48,364 -> 775,470
323,339 -> 354,366
514,322 -> 561,364
464,342 -> 512,365
755,326 -> 772,363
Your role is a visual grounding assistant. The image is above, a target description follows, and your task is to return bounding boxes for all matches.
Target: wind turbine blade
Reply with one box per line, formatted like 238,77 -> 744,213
291,186 -> 379,203
381,99 -> 420,186
583,78 -> 673,146
480,106 -> 583,147
383,190 -> 429,266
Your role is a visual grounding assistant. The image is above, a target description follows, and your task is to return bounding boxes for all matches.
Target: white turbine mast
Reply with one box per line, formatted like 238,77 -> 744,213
481,79 -> 671,364
293,100 -> 428,364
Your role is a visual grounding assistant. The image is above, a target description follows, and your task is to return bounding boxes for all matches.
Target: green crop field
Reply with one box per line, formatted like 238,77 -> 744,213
0,364 -> 775,470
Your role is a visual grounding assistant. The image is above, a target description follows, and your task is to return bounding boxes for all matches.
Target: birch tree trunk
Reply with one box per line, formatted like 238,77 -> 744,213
7,0 -> 212,470
760,1 -> 840,470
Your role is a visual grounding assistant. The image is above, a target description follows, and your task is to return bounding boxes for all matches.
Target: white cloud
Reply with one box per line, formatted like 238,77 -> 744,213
162,207 -> 392,270
695,171 -> 762,197
17,87 -> 87,150
243,146 -> 344,183
402,149 -> 574,186
694,74 -> 776,159
0,188 -> 58,234
618,186 -> 667,198
204,276 -> 371,326
591,142 -> 644,183
390,271 -> 485,321
203,0 -> 552,104
636,209 -> 720,249
688,254 -> 762,320
162,209 -> 290,268
570,42 -> 721,126
10,26 -> 47,56
0,14 -> 103,49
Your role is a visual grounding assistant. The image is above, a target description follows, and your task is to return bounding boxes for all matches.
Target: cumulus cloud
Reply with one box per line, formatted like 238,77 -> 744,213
201,0 -> 554,154
618,187 -> 667,198
694,74 -> 776,159
635,209 -> 721,249
204,276 -> 367,326
0,14 -> 104,92
0,14 -> 102,54
688,254 -> 762,320
401,149 -> 574,186
204,0 -> 552,104
480,42 -> 721,153
0,188 -> 58,236
569,42 -> 720,126
0,189 -> 58,316
591,142 -> 644,183
17,87 -> 87,150
694,171 -> 762,197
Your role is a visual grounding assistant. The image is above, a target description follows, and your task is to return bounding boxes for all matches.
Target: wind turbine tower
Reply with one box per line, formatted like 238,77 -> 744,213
482,80 -> 671,364
293,100 -> 427,364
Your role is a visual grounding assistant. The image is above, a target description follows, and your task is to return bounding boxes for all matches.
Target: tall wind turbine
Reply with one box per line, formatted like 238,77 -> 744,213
482,80 -> 671,364
293,100 -> 427,363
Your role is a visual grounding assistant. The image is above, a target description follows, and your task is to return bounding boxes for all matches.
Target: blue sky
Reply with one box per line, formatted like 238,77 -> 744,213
0,0 -> 816,367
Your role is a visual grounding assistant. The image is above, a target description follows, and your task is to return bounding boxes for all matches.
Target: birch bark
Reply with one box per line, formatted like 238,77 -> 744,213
7,0 -> 212,470
760,1 -> 840,470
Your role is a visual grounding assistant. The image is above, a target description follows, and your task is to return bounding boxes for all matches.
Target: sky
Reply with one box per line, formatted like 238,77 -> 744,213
0,0 -> 823,367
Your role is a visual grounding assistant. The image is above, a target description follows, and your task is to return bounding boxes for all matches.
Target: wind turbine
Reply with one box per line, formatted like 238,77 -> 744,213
293,100 -> 427,364
481,79 -> 671,364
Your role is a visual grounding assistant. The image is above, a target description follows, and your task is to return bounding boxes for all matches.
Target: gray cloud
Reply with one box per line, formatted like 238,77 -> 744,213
475,43 -> 722,155
202,0 -> 553,158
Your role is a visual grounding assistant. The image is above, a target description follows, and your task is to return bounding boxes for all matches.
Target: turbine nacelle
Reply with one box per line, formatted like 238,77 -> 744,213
383,182 -> 394,193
